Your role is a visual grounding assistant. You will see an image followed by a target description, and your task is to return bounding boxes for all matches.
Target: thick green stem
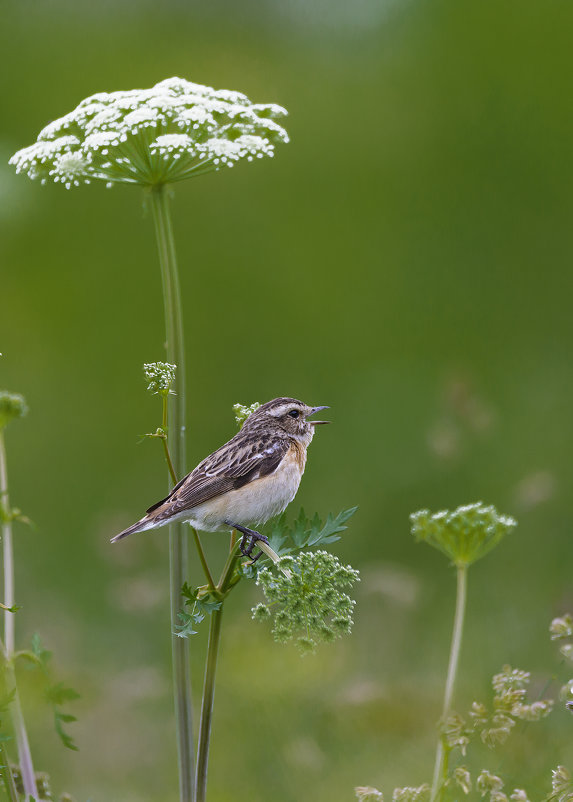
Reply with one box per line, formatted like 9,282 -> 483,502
195,543 -> 241,802
430,564 -> 468,802
0,432 -> 39,801
149,185 -> 195,802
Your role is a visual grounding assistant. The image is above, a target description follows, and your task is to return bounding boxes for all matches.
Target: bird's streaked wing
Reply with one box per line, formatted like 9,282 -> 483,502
147,435 -> 290,522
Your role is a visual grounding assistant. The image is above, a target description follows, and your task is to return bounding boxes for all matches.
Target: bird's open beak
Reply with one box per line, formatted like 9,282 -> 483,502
307,405 -> 330,425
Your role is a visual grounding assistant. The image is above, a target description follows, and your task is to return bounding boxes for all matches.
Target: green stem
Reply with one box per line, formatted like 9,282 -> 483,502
195,542 -> 241,802
0,431 -> 39,801
430,564 -> 468,802
195,607 -> 223,802
149,184 -> 194,802
161,395 -> 178,486
159,396 -> 215,591
0,741 -> 18,802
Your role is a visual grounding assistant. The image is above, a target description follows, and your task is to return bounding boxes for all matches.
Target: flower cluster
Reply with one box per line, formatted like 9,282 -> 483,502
233,401 -> 261,428
355,787 -> 384,802
551,766 -> 573,802
549,613 -> 573,708
354,785 -> 430,802
410,502 -> 516,567
442,665 -> 553,752
252,550 -> 359,653
0,391 -> 28,430
392,785 -> 430,802
9,77 -> 289,188
143,362 -> 176,396
475,770 -> 529,802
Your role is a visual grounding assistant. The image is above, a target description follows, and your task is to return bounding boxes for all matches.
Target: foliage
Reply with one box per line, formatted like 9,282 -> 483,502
176,583 -> 223,638
266,506 -> 358,557
12,634 -> 80,752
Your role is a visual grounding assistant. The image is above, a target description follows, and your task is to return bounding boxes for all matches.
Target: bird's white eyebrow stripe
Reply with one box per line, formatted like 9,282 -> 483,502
268,404 -> 292,417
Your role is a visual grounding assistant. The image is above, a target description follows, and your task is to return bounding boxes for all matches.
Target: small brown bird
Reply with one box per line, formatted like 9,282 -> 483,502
111,397 -> 329,557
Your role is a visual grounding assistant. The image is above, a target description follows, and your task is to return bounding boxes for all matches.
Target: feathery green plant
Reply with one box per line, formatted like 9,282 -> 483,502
144,385 -> 359,802
356,503 -> 573,802
0,393 -> 78,801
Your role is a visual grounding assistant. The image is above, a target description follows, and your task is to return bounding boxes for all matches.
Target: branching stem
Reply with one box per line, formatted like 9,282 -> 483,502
0,431 -> 39,801
195,542 -> 241,802
430,564 -> 468,802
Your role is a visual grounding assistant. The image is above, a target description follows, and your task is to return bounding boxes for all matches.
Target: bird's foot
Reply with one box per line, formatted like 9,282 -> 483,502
228,523 -> 269,562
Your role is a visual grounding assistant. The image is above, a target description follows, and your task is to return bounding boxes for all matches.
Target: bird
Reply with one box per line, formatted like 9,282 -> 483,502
110,397 -> 330,558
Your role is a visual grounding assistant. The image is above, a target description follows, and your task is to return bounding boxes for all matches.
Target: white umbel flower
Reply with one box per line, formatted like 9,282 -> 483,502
10,76 -> 289,188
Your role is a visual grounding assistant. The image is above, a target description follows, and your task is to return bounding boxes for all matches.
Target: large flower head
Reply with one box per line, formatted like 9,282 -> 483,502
9,77 -> 289,188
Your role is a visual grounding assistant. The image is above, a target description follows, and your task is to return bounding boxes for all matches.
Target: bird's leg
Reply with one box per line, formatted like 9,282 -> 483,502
227,522 -> 269,561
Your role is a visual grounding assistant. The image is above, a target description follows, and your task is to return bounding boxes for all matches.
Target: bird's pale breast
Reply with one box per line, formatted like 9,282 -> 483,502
184,442 -> 307,531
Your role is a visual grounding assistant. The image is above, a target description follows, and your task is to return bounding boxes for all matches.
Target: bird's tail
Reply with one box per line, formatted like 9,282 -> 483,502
110,516 -> 155,543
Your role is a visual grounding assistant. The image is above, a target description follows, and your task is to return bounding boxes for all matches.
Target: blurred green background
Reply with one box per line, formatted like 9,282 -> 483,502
2,0 -> 573,799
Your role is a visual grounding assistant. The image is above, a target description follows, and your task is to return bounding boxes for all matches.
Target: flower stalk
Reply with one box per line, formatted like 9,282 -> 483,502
0,430 -> 39,801
430,563 -> 468,802
148,185 -> 196,802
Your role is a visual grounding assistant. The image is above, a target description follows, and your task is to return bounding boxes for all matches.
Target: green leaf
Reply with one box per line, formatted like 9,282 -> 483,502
54,711 -> 78,751
0,603 -> 20,613
0,690 -> 16,714
307,507 -> 358,547
175,612 -> 200,638
31,633 -> 52,668
46,682 -> 80,706
176,588 -> 222,637
265,506 -> 358,555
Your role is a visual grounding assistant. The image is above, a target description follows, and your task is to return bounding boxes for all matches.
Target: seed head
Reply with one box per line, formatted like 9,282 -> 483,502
233,401 -> 261,428
355,788 -> 384,802
477,771 -> 504,796
252,550 -> 359,652
550,615 -> 573,641
392,785 -> 430,802
0,391 -> 28,430
410,502 -> 516,567
453,767 -> 472,795
143,362 -> 176,396
551,766 -> 573,802
10,77 -> 289,188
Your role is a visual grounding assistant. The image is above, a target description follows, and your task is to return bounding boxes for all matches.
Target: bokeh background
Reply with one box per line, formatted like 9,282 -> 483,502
2,0 -> 573,799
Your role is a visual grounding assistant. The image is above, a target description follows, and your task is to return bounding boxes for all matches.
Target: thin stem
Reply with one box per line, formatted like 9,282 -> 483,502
0,740 -> 19,802
430,564 -> 468,802
149,184 -> 194,802
159,396 -> 215,591
195,541 -> 241,802
192,531 -> 216,592
0,431 -> 39,801
161,395 -> 178,486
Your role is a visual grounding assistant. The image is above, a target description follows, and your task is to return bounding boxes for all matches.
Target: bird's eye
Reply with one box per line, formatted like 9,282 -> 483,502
288,409 -> 300,419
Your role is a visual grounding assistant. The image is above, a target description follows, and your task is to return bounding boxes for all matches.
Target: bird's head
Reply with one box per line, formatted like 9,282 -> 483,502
244,397 -> 330,443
